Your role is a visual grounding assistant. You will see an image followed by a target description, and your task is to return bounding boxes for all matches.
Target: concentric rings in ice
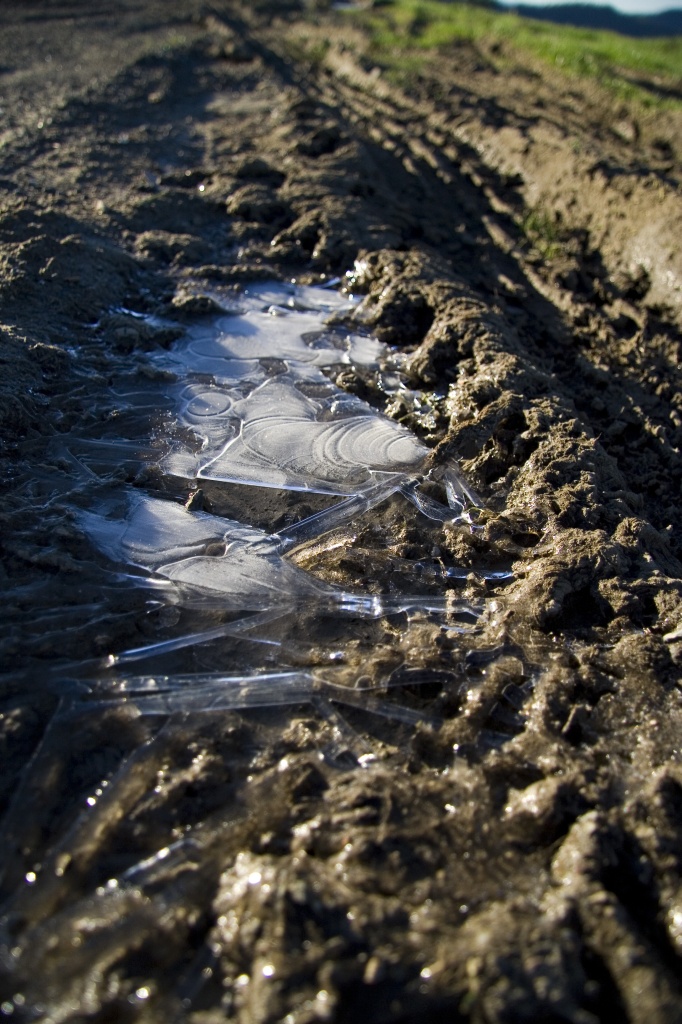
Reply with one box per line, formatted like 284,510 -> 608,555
188,375 -> 427,493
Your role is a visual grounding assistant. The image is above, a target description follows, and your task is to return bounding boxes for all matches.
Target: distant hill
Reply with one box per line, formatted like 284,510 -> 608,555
501,4 -> 682,38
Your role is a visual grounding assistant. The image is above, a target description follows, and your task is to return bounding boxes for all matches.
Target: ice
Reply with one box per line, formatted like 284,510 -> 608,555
163,305 -> 383,383
150,287 -> 422,494
78,493 -> 326,607
108,609 -> 284,667
276,476 -> 404,548
63,280 -> 501,699
239,280 -> 356,313
78,491 -> 486,619
157,549 -> 323,604
192,375 -> 428,493
81,670 -> 445,729
87,670 -> 321,713
78,493 -> 243,568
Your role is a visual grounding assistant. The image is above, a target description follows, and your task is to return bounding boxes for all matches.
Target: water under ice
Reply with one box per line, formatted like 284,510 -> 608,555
65,280 -> 504,721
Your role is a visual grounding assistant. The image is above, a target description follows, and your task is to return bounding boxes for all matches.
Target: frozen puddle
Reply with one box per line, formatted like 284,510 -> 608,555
154,284 -> 428,492
65,281 -> 503,736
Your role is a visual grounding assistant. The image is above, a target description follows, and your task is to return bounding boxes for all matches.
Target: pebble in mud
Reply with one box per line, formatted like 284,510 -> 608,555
502,775 -> 585,846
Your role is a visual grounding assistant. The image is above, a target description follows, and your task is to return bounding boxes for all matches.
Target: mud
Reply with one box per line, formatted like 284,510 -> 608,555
1,1 -> 682,1021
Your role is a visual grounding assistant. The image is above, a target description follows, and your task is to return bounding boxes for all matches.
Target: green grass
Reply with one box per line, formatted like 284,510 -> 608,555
520,208 -> 566,261
345,0 -> 682,108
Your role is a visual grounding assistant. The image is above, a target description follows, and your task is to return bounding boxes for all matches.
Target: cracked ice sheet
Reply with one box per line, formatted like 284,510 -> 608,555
75,487 -> 484,711
148,283 -> 428,493
77,491 -> 478,619
77,492 -> 327,609
159,308 -> 385,383
164,373 -> 429,493
68,282 -> 488,683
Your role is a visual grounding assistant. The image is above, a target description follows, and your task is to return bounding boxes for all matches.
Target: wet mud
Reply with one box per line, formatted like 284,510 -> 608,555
1,2 -> 682,1021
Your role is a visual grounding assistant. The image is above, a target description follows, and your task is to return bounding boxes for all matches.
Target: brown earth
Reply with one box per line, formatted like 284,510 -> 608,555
1,1 -> 682,1022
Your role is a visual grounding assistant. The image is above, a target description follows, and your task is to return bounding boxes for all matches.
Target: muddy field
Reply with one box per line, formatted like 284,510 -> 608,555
1,1 -> 682,1021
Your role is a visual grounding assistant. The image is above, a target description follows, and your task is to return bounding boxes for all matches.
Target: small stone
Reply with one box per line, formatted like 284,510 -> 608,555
504,776 -> 583,845
185,489 -> 205,512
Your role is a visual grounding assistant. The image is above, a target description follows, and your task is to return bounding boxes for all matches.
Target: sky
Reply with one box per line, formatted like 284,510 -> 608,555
498,0 -> 679,13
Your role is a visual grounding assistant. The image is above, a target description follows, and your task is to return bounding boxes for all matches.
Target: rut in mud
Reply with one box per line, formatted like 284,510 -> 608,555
1,2 -> 682,1022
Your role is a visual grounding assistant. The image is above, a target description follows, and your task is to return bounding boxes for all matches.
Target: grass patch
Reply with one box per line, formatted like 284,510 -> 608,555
345,0 -> 682,108
520,208 -> 565,261
281,33 -> 331,69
